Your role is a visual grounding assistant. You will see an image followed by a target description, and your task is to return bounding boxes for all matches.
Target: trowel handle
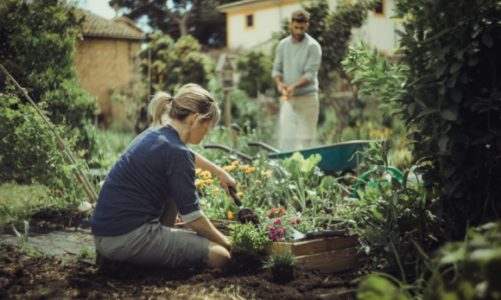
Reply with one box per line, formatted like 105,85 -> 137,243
228,186 -> 243,207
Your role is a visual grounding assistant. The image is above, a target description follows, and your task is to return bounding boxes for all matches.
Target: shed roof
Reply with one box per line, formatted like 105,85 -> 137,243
76,9 -> 144,41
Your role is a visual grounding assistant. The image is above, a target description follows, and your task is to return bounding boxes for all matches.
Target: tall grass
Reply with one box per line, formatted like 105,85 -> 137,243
0,182 -> 52,231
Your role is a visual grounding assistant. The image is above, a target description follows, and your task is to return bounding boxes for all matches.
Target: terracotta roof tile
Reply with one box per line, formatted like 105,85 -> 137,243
76,9 -> 144,41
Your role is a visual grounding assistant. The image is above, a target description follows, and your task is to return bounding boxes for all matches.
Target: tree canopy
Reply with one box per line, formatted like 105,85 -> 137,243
108,0 -> 240,47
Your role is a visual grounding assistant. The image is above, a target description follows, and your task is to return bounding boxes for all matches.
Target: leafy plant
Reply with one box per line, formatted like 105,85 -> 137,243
264,252 -> 297,282
236,50 -> 273,97
422,222 -> 501,300
0,0 -> 97,155
357,222 -> 501,300
12,220 -> 30,246
394,0 -> 501,235
263,252 -> 296,269
228,223 -> 270,258
138,33 -> 214,95
357,274 -> 411,300
0,93 -> 87,203
78,247 -> 96,260
342,141 -> 443,282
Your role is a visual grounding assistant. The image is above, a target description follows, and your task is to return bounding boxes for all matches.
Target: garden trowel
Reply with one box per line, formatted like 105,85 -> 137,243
228,186 -> 259,225
288,226 -> 348,241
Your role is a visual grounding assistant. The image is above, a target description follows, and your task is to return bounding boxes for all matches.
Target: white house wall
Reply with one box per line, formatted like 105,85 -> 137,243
227,3 -> 302,50
352,0 -> 399,53
224,0 -> 399,53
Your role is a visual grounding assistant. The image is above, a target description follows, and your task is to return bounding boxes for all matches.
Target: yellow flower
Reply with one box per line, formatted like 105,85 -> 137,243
231,160 -> 239,166
227,211 -> 234,220
244,166 -> 256,174
212,187 -> 221,193
239,164 -> 250,171
262,170 -> 272,178
204,179 -> 213,185
240,184 -> 248,190
201,170 -> 212,179
195,168 -> 203,176
255,179 -> 262,185
222,165 -> 236,172
195,179 -> 205,187
237,191 -> 244,198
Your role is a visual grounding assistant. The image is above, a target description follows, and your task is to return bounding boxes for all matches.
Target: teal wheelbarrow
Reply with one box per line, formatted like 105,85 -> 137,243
204,140 -> 374,175
204,140 -> 404,196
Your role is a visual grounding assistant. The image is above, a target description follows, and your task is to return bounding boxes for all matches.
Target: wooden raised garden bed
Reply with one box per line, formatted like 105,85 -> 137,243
267,235 -> 360,273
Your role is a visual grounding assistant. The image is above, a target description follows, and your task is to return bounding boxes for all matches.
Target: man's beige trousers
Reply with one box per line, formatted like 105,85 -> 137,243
278,94 -> 319,151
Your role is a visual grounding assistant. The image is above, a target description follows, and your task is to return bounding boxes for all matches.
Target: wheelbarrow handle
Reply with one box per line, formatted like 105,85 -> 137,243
203,144 -> 254,162
228,186 -> 243,207
247,141 -> 280,153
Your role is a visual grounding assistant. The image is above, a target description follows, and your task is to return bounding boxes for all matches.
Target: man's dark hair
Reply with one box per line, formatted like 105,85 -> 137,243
291,10 -> 310,23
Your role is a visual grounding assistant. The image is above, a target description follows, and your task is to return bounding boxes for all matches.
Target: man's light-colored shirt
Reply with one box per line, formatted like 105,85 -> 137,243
272,33 -> 322,96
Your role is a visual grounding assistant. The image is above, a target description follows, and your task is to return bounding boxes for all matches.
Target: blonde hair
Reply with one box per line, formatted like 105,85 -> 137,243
148,83 -> 220,129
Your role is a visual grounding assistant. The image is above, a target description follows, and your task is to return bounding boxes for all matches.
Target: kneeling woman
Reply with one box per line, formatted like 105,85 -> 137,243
90,84 -> 235,269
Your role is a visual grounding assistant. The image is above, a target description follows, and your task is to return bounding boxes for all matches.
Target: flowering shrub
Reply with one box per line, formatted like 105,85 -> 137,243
264,207 -> 303,242
194,151 -> 347,236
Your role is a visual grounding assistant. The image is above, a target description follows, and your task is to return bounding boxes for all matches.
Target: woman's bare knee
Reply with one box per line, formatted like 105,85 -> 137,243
207,241 -> 231,269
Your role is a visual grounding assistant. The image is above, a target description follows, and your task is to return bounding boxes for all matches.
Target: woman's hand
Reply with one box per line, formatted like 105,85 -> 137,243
215,170 -> 236,195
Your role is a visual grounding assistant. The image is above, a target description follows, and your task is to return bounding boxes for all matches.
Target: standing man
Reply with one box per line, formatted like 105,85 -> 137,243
272,9 -> 322,150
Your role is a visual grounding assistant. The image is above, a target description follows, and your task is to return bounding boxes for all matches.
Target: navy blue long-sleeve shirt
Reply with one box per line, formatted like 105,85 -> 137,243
90,125 -> 203,237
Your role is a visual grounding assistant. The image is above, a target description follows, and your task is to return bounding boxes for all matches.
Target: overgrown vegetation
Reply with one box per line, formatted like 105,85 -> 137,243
0,1 -> 99,211
0,0 -> 97,155
236,50 -> 273,97
394,0 -> 501,237
138,33 -> 214,95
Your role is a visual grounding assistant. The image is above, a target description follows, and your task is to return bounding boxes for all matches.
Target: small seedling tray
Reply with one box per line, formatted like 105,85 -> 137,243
267,235 -> 360,273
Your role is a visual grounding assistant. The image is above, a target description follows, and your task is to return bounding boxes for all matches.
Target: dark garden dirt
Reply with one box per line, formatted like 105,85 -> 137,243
0,210 -> 360,299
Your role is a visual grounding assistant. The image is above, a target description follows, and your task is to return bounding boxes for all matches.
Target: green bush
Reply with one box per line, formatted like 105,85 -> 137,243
138,33 -> 215,95
0,93 -> 84,202
424,222 -> 501,300
394,0 -> 501,235
236,50 -> 273,97
229,223 -> 270,258
0,0 -> 97,156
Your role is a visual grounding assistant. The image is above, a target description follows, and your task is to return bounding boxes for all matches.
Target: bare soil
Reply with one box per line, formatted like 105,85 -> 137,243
0,210 -> 360,299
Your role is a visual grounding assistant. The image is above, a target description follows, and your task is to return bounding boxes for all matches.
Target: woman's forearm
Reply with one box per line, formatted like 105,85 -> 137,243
187,215 -> 230,249
193,151 -> 223,176
192,151 -> 236,193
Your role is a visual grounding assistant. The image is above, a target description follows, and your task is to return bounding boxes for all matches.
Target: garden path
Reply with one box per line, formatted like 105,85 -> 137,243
0,229 -> 93,261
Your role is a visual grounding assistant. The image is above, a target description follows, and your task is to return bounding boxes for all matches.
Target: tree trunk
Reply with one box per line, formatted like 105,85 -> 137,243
179,15 -> 188,36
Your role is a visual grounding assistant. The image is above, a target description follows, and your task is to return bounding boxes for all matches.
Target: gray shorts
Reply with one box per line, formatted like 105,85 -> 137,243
94,220 -> 209,269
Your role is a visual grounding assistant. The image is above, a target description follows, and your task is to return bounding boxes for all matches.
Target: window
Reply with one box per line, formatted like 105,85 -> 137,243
373,0 -> 384,15
246,14 -> 254,28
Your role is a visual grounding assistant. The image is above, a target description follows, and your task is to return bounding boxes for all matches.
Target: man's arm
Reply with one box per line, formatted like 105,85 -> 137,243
285,77 -> 310,98
274,75 -> 288,97
272,43 -> 287,95
286,43 -> 322,97
187,214 -> 231,250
